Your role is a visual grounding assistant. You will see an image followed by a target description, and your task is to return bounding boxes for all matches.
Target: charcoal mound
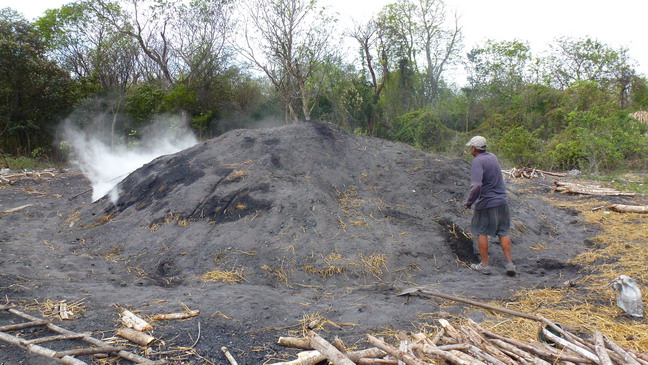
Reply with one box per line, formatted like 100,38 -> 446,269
74,120 -> 584,289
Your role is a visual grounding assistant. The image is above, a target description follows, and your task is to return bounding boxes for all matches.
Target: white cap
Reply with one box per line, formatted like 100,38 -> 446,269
466,136 -> 487,149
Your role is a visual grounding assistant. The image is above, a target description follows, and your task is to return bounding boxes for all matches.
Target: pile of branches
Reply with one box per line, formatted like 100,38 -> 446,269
502,167 -> 566,179
269,318 -> 648,365
554,181 -> 636,197
0,169 -> 56,184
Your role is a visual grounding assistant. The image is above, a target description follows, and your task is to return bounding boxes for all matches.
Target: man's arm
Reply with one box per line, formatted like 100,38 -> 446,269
464,160 -> 483,208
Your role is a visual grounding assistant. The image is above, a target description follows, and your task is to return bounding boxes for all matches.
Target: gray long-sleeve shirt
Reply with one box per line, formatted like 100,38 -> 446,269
465,152 -> 507,210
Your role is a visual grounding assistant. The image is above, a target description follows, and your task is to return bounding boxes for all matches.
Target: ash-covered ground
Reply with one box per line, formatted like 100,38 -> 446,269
0,121 -> 595,363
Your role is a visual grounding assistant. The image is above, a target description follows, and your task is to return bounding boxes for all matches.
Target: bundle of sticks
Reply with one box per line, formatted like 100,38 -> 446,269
272,318 -> 647,365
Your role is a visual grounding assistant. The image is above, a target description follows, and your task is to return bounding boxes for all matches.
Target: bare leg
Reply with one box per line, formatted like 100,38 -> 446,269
499,235 -> 513,263
477,235 -> 489,266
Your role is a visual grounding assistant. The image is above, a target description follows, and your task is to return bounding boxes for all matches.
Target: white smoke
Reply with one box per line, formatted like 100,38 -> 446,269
62,114 -> 198,204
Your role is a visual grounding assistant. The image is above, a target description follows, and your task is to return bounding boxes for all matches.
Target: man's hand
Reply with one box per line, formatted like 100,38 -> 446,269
464,202 -> 471,209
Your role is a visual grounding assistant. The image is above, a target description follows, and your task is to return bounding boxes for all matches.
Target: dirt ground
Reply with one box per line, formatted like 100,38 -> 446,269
0,121 -> 640,364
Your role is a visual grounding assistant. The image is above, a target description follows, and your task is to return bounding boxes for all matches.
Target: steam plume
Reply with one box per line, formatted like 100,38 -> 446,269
62,114 -> 198,203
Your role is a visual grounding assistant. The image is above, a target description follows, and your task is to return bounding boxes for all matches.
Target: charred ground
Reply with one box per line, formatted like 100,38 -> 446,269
1,121 -> 598,363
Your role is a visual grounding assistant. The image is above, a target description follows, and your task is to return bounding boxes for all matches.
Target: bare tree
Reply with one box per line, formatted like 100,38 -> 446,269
418,0 -> 462,103
348,18 -> 388,98
377,0 -> 462,104
236,0 -> 336,122
89,0 -> 232,88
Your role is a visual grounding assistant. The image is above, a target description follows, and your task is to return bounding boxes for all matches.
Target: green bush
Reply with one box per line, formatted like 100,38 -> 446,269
391,109 -> 455,152
548,111 -> 648,172
497,126 -> 542,167
125,83 -> 166,127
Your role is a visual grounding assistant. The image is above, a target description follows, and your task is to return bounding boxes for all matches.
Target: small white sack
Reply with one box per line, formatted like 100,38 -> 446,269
610,275 -> 644,318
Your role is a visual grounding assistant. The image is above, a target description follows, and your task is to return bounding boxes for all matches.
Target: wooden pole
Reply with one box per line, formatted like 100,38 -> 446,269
401,288 -> 541,321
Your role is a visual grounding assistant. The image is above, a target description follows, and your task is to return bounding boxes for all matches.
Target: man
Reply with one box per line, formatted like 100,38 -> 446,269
464,136 -> 516,276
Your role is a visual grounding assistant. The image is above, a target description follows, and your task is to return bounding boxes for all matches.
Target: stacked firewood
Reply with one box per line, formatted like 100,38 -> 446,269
271,318 -> 648,365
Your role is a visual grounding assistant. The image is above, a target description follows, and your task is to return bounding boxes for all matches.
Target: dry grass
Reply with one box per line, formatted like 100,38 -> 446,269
358,253 -> 388,280
226,169 -> 252,182
65,209 -> 81,227
149,212 -> 193,231
293,312 -> 357,337
200,267 -> 246,283
13,298 -> 87,320
83,212 -> 115,229
223,160 -> 254,167
304,252 -> 348,278
261,263 -> 294,286
480,196 -> 648,351
336,186 -> 384,229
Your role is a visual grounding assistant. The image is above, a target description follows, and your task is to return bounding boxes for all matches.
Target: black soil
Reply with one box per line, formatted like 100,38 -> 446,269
0,120 -> 598,364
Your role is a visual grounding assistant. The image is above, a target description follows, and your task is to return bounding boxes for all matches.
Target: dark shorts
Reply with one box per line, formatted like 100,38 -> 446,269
471,204 -> 510,237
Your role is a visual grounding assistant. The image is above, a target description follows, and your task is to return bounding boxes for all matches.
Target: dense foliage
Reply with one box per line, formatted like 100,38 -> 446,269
1,0 -> 647,173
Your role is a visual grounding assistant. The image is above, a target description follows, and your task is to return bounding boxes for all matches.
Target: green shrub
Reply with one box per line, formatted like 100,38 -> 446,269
391,109 -> 455,152
548,111 -> 648,172
497,126 -> 542,167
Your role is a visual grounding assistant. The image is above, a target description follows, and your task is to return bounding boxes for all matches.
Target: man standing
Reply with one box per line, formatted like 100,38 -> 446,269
464,136 -> 516,276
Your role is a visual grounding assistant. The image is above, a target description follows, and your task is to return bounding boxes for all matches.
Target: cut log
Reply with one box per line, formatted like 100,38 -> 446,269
151,309 -> 200,320
345,347 -> 387,363
120,309 -> 152,332
357,359 -> 398,365
541,328 -> 599,363
608,204 -> 648,214
593,331 -> 612,365
268,350 -> 326,365
603,336 -> 641,365
308,331 -> 354,365
489,339 -> 551,365
116,328 -> 155,346
448,349 -> 488,365
398,339 -> 407,365
366,335 -> 426,365
406,343 -> 473,365
437,319 -> 465,343
278,336 -> 312,349
466,344 -> 515,365
430,328 -> 444,345
462,321 -> 517,365
482,330 -> 589,363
